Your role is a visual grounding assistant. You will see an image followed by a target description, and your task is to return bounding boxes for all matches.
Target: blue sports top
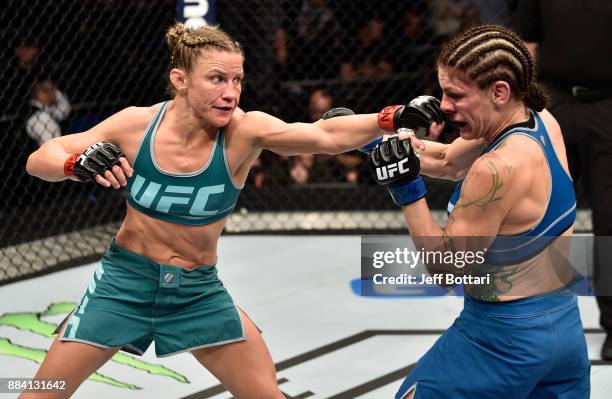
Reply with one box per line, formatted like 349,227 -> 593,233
125,101 -> 243,226
447,110 -> 576,265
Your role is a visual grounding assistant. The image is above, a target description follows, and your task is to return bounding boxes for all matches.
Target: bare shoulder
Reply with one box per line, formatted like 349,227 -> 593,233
468,137 -> 538,190
42,103 -> 162,157
86,103 -> 163,149
537,109 -> 561,134
537,108 -> 564,145
133,104 -> 160,120
536,108 -> 570,169
103,104 -> 159,136
467,150 -> 514,188
496,133 -> 542,167
492,133 -> 545,186
226,108 -> 289,142
234,109 -> 287,130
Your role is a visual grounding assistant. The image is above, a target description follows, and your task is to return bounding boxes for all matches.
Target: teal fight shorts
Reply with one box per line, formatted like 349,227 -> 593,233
58,239 -> 246,357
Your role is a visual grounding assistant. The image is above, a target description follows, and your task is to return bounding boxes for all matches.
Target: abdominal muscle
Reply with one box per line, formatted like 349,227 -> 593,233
115,204 -> 226,268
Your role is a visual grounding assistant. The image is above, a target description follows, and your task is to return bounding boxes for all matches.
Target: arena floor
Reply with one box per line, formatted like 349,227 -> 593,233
0,235 -> 610,398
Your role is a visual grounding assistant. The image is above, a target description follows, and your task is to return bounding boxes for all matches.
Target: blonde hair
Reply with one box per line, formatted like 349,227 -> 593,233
437,25 -> 547,111
166,22 -> 243,94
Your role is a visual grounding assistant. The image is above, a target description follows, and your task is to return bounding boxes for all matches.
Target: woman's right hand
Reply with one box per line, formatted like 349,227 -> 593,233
427,120 -> 446,141
66,142 -> 133,189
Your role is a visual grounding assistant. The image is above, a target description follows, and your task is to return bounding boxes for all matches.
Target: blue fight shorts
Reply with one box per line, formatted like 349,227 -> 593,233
396,291 -> 590,399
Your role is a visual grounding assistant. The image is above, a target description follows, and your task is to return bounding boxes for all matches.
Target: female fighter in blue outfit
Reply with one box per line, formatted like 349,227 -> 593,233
368,25 -> 590,399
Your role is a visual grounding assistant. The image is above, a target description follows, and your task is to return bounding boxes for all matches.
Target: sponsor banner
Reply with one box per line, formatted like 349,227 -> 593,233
176,0 -> 216,28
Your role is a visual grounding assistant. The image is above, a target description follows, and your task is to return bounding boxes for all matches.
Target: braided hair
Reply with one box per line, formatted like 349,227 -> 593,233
166,23 -> 243,95
437,25 -> 547,111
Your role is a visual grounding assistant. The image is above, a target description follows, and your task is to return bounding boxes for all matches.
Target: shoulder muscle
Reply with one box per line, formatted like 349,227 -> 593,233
47,105 -> 156,155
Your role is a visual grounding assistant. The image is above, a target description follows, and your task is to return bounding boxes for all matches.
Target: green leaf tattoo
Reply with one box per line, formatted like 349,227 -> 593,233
455,156 -> 509,212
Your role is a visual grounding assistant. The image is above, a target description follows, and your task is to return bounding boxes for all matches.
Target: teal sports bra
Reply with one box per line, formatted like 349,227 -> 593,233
126,101 -> 242,226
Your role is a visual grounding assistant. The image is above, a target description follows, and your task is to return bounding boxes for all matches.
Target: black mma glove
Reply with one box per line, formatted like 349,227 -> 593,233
321,107 -> 355,119
369,136 -> 427,206
378,95 -> 458,139
64,141 -> 125,182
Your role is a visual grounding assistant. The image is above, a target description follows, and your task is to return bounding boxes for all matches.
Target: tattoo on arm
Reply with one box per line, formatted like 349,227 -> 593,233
438,155 -> 515,300
455,156 -> 510,211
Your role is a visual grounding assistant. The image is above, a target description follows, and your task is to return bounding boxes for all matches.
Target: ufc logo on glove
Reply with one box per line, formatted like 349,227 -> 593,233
368,137 -> 427,206
375,158 -> 411,180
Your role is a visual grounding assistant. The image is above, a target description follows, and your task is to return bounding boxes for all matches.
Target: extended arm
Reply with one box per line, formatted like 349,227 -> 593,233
250,96 -> 452,156
250,111 -> 386,156
419,136 -> 484,180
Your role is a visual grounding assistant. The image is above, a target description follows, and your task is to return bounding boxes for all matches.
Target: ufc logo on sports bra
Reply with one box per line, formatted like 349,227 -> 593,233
130,174 -> 226,216
376,158 -> 410,180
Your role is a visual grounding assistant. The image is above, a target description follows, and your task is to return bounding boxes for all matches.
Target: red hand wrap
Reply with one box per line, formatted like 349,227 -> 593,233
377,105 -> 402,131
64,153 -> 81,176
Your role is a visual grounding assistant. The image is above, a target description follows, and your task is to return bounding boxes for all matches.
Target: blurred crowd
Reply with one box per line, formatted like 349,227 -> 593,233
0,0 -> 518,194
260,0 -> 516,187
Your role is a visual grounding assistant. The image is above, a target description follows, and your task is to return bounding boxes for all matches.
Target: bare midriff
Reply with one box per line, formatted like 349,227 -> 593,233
115,204 -> 226,268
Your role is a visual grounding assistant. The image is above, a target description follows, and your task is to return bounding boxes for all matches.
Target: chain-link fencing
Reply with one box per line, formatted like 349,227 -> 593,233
1,0 -> 592,283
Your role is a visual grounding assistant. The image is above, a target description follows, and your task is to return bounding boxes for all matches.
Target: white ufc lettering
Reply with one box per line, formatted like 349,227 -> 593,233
376,158 -> 410,180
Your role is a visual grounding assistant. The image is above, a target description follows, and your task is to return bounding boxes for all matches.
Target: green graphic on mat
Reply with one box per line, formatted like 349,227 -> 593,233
0,302 -> 190,390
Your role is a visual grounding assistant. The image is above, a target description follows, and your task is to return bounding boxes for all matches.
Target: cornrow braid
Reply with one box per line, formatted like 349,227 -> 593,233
165,22 -> 243,96
182,36 -> 215,47
437,25 -> 547,111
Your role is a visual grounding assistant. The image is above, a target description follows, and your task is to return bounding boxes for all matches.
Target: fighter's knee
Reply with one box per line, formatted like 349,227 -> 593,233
232,378 -> 284,399
252,382 -> 284,399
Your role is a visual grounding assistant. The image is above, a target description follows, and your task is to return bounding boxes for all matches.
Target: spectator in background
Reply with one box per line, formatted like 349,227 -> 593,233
289,153 -> 315,184
471,0 -> 513,25
274,24 -> 288,75
0,38 -> 44,205
515,0 -> 612,360
245,156 -> 267,188
306,87 -> 333,122
430,0 -> 484,41
1,39 -> 42,119
459,3 -> 481,32
429,0 -> 471,41
16,41 -> 40,72
289,87 -> 363,184
339,16 -> 392,81
308,88 -> 363,184
393,5 -> 438,95
26,79 -> 72,146
276,0 -> 339,80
